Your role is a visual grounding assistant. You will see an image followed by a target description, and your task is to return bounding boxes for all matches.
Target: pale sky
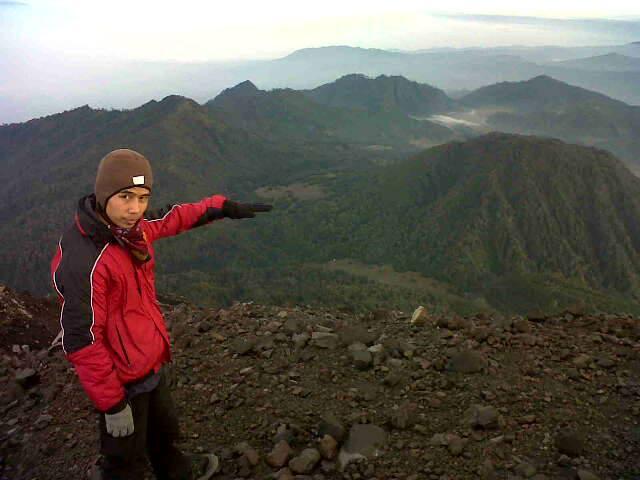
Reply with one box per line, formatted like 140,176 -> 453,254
2,0 -> 640,124
3,0 -> 640,62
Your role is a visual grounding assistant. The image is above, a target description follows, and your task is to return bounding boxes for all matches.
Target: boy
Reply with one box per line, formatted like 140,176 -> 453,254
51,149 -> 271,479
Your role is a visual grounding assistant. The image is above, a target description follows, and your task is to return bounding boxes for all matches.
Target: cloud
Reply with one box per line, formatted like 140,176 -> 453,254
0,1 -> 28,6
437,13 -> 639,27
435,13 -> 640,41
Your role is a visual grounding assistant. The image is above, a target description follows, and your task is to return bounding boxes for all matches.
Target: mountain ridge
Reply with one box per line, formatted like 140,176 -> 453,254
459,75 -> 640,166
461,75 -> 628,112
207,79 -> 457,148
304,74 -> 457,116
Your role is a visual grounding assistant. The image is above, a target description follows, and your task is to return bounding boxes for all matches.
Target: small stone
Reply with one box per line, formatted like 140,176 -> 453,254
349,424 -> 388,455
273,425 -> 295,444
243,447 -> 260,466
566,368 -> 580,380
311,332 -> 340,350
447,436 -> 465,456
515,462 -> 537,478
519,415 -> 536,424
320,460 -> 336,474
577,469 -> 600,480
34,414 -> 53,430
555,431 -> 585,457
465,405 -> 500,429
382,370 -> 404,387
479,459 -> 496,480
557,454 -> 572,467
267,440 -> 292,468
230,337 -> 255,355
284,318 -> 302,334
236,455 -> 252,477
318,413 -> 346,443
274,467 -> 295,480
411,306 -> 428,326
595,356 -> 615,369
292,332 -> 310,349
347,342 -> 368,352
318,434 -> 338,460
15,368 -> 39,389
352,350 -> 373,370
390,402 -> 418,430
447,351 -> 487,373
340,324 -> 377,346
572,354 -> 591,369
513,318 -> 532,333
289,448 -> 321,474
429,433 -> 448,446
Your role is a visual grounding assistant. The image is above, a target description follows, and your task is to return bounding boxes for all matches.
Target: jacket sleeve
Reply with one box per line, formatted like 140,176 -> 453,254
143,194 -> 227,243
53,243 -> 126,413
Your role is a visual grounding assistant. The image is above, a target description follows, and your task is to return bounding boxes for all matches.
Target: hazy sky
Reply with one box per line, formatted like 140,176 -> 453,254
3,0 -> 640,62
2,1 -> 640,124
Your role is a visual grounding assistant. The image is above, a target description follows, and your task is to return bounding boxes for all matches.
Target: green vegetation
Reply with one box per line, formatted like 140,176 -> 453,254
3,73 -> 640,316
146,133 -> 640,315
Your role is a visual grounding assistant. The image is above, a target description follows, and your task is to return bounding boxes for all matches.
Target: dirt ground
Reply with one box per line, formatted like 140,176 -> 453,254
1,284 -> 639,479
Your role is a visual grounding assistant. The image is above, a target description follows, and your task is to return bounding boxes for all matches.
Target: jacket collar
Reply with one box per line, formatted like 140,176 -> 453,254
75,194 -> 115,246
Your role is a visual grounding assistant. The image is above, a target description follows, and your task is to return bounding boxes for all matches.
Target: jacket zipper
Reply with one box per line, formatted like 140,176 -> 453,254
133,262 -> 172,357
115,324 -> 132,366
134,265 -> 143,295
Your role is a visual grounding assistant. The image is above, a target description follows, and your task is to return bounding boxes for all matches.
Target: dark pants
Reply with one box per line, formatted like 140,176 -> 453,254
98,371 -> 191,480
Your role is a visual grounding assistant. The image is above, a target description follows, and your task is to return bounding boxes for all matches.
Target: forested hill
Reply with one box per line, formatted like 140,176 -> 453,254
207,79 -> 456,147
136,133 -> 640,316
460,76 -> 640,167
304,73 -> 457,115
461,75 -> 629,112
0,93 -> 387,295
262,133 -> 640,314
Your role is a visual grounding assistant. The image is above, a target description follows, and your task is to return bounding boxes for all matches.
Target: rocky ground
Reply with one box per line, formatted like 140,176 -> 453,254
0,283 -> 639,480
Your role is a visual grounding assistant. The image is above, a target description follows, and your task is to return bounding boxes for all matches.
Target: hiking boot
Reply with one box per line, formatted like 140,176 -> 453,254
189,453 -> 220,480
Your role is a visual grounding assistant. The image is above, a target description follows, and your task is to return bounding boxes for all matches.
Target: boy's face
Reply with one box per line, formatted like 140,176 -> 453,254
105,187 -> 150,228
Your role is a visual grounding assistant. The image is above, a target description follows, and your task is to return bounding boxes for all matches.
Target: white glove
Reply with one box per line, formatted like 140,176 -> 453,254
105,403 -> 134,437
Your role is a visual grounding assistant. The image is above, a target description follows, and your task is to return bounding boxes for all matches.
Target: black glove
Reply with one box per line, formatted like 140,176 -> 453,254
222,200 -> 273,219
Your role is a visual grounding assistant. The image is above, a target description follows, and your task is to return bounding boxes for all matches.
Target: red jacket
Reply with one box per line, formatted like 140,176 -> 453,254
51,194 -> 226,412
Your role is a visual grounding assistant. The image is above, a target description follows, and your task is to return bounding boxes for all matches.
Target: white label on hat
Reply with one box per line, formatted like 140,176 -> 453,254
132,175 -> 145,185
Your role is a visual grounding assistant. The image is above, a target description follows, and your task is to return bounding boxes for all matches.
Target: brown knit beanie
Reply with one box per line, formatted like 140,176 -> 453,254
95,149 -> 153,209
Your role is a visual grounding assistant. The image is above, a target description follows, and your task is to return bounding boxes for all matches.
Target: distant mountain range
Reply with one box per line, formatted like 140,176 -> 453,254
266,45 -> 640,105
4,42 -> 640,125
550,53 -> 640,71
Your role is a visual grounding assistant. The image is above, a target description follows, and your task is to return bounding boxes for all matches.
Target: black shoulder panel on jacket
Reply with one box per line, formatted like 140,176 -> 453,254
54,223 -> 108,354
145,204 -> 177,221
